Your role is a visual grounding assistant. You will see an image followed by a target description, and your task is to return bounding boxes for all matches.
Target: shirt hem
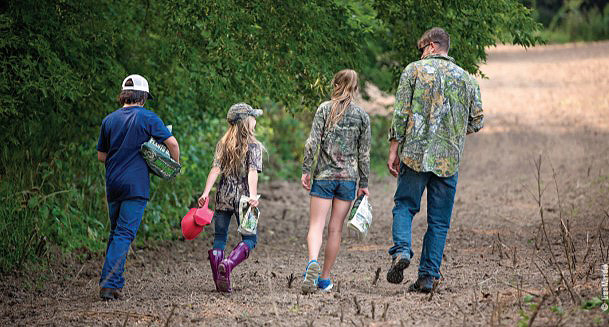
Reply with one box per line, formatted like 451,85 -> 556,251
400,158 -> 458,178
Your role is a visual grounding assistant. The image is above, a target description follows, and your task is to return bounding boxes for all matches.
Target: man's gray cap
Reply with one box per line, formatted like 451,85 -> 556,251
226,103 -> 263,125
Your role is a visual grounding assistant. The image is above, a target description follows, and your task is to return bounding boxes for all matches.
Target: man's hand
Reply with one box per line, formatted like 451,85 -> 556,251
301,173 -> 311,191
357,188 -> 370,197
387,141 -> 400,177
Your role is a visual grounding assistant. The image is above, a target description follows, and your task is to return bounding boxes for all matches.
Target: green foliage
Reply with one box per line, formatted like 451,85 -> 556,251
374,0 -> 544,81
550,305 -> 565,315
520,0 -> 609,43
517,309 -> 531,327
369,115 -> 392,176
582,297 -> 605,310
516,295 -> 569,327
334,0 -> 397,92
0,0 -> 543,272
153,0 -> 370,115
256,101 -> 309,180
543,0 -> 609,43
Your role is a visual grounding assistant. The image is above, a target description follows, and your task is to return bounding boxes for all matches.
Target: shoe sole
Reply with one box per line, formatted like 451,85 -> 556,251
408,284 -> 433,293
301,262 -> 320,295
100,294 -> 117,301
319,284 -> 333,292
408,277 -> 436,293
217,264 -> 231,293
213,278 -> 221,292
100,288 -> 121,301
386,259 -> 410,284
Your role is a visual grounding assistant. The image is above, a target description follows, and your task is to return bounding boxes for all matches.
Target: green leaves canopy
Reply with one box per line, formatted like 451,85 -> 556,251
374,0 -> 544,79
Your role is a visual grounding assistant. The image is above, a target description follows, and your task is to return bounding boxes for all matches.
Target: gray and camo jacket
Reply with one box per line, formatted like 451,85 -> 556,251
302,101 -> 371,188
389,54 -> 484,177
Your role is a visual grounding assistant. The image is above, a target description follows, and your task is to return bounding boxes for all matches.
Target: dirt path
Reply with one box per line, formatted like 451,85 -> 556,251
3,42 -> 609,326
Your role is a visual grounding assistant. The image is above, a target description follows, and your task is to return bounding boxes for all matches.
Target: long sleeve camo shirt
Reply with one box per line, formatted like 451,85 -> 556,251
388,54 -> 484,177
302,101 -> 371,188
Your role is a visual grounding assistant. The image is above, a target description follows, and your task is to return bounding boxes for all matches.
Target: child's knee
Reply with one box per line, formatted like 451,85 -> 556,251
327,226 -> 343,235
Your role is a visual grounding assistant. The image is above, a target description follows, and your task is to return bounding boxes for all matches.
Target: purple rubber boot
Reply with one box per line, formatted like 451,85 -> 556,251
217,242 -> 250,293
208,249 -> 224,291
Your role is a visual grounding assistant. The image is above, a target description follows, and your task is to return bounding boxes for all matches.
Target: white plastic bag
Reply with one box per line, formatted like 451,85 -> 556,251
237,195 -> 261,236
347,195 -> 372,237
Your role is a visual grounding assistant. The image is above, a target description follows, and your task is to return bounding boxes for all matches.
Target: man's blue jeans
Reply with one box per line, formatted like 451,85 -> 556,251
99,199 -> 147,289
213,210 -> 257,250
389,163 -> 458,279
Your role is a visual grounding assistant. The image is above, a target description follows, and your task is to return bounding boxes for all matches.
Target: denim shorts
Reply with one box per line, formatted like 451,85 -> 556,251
310,180 -> 357,201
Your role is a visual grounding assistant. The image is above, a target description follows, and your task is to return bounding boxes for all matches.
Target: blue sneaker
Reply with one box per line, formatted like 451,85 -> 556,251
302,260 -> 320,294
317,278 -> 333,292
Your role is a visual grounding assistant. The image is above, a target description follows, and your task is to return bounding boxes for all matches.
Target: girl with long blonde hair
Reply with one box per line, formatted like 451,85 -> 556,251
301,69 -> 371,293
198,103 -> 265,293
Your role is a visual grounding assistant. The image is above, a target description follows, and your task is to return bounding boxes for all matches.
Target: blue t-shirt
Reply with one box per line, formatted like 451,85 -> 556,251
97,106 -> 172,202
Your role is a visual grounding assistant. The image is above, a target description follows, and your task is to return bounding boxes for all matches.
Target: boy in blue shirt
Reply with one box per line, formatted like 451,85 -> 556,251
96,74 -> 180,300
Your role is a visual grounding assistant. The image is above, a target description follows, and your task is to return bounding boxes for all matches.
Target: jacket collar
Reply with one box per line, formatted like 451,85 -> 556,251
422,53 -> 455,62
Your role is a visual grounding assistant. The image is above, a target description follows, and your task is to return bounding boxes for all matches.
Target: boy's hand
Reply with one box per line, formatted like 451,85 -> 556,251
301,174 -> 311,191
198,193 -> 209,207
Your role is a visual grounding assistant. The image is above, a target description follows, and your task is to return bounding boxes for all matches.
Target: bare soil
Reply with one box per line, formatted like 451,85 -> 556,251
3,41 -> 609,326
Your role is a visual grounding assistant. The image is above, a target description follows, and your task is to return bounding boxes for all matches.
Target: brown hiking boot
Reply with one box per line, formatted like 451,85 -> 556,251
99,288 -> 122,301
386,255 -> 410,284
407,276 -> 437,293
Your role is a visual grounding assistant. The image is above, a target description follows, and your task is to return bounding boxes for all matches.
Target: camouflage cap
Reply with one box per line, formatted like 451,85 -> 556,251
226,103 -> 263,125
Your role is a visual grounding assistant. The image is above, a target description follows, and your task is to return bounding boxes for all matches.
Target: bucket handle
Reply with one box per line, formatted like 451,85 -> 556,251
194,197 -> 211,227
199,196 -> 210,209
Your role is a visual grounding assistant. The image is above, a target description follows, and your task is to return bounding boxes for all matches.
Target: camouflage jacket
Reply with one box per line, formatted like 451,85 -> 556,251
213,143 -> 263,211
302,101 -> 371,188
389,54 -> 484,177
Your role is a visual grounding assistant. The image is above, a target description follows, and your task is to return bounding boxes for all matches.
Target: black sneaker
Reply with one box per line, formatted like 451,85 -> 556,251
386,255 -> 410,284
100,288 -> 122,301
407,276 -> 437,293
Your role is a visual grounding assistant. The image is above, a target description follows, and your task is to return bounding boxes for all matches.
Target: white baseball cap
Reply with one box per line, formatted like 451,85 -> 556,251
121,74 -> 154,99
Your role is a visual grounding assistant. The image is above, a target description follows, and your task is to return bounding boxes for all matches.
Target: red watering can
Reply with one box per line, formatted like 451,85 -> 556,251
181,198 -> 213,240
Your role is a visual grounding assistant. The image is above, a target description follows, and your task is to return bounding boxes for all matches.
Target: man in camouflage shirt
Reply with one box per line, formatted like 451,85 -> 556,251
385,27 -> 484,292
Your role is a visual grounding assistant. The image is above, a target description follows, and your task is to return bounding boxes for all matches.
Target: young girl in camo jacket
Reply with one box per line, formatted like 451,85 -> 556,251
301,69 -> 371,293
198,103 -> 264,293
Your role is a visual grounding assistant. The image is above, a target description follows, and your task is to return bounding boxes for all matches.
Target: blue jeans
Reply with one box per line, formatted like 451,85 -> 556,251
213,210 -> 257,250
389,163 -> 458,279
99,198 -> 147,289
